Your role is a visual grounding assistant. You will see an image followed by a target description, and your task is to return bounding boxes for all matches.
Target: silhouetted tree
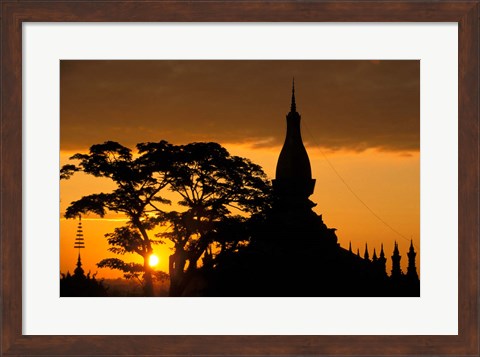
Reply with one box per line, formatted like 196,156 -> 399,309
62,140 -> 272,296
61,141 -> 173,296
147,142 -> 273,296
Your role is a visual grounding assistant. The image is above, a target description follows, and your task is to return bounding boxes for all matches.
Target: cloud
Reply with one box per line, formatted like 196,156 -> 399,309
60,60 -> 419,153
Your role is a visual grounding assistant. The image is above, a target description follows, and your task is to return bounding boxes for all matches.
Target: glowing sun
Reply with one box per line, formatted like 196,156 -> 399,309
149,254 -> 159,267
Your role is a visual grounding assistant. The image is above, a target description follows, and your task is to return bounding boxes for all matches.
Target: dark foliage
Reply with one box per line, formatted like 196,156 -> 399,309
61,140 -> 273,297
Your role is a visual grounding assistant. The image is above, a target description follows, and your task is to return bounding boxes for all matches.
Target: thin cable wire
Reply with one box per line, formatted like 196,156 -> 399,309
301,119 -> 413,246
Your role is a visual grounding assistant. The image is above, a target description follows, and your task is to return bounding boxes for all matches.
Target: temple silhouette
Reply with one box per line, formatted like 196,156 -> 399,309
60,216 -> 107,297
202,81 -> 420,297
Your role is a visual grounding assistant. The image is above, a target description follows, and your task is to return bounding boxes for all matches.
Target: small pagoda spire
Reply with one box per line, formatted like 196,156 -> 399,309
393,241 -> 400,255
378,243 -> 387,275
391,241 -> 402,279
73,215 -> 86,277
380,243 -> 385,259
74,252 -> 85,277
357,248 -> 360,256
372,248 -> 378,262
74,215 -> 85,256
290,77 -> 297,113
407,239 -> 419,280
348,241 -> 352,253
364,243 -> 370,261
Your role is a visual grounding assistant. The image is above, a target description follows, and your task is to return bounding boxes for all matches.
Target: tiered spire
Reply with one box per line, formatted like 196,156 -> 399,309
273,79 -> 316,204
73,215 -> 86,277
74,215 -> 85,254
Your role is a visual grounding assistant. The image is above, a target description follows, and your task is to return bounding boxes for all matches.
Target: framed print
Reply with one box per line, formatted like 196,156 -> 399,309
1,1 -> 478,356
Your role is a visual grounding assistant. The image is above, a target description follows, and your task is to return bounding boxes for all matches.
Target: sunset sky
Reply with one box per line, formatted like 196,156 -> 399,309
60,60 -> 420,279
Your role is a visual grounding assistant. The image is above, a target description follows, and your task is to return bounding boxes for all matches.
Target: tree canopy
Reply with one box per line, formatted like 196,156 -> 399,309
61,140 -> 273,296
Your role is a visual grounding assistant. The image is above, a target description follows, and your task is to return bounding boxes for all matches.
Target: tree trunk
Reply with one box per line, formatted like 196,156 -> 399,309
143,259 -> 154,297
187,234 -> 210,273
168,250 -> 186,296
136,223 -> 154,297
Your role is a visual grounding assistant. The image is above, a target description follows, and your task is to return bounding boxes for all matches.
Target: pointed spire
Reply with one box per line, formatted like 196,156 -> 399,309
364,243 -> 370,261
377,243 -> 387,276
380,243 -> 385,258
393,241 -> 400,254
409,239 -> 415,252
407,239 -> 419,280
74,251 -> 85,277
391,241 -> 402,279
372,248 -> 378,261
357,248 -> 360,256
349,241 -> 352,253
290,77 -> 296,113
274,78 -> 315,200
76,252 -> 82,269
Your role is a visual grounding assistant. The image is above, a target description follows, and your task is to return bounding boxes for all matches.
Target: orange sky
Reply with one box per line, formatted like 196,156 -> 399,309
60,60 -> 420,279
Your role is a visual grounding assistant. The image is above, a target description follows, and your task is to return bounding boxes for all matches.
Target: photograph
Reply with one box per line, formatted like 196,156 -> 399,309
3,1 -> 478,355
60,60 -> 420,297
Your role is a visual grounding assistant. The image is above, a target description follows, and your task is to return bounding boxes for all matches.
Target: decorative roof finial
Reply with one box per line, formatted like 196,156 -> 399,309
290,77 -> 296,113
